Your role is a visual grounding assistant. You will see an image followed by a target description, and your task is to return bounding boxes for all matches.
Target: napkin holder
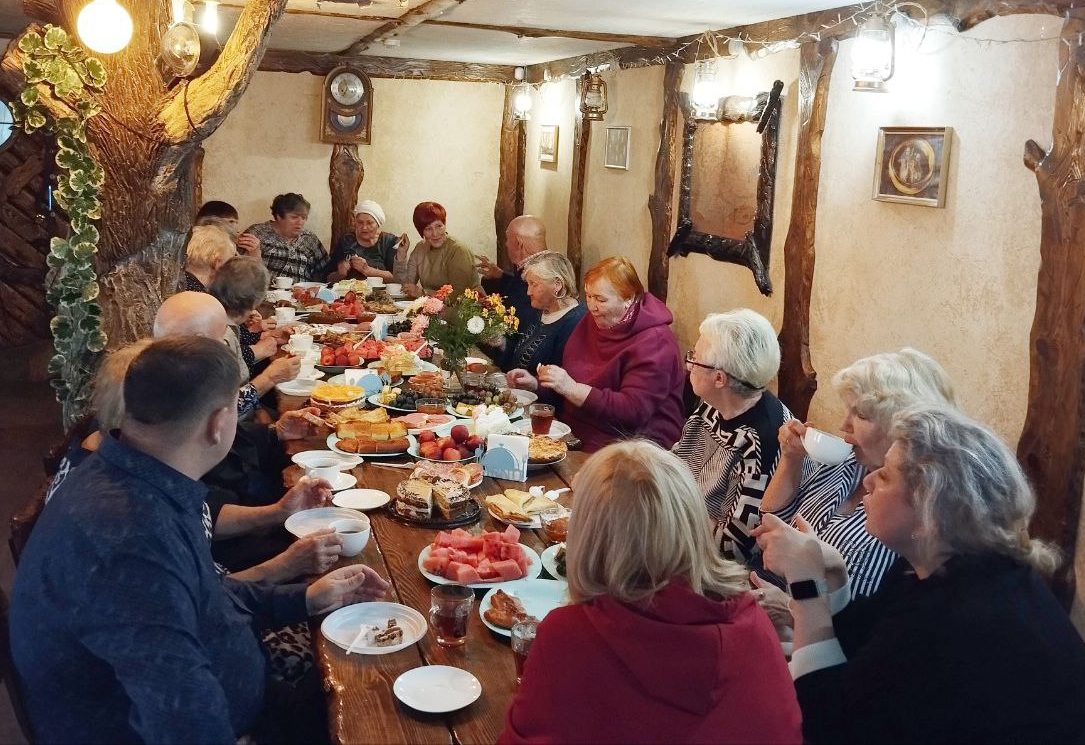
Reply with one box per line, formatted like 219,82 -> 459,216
342,370 -> 383,395
315,287 -> 337,302
481,434 -> 528,481
371,316 -> 388,341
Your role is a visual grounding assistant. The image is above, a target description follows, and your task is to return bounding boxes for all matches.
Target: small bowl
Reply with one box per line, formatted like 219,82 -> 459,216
292,450 -> 361,470
329,517 -> 371,557
802,427 -> 853,465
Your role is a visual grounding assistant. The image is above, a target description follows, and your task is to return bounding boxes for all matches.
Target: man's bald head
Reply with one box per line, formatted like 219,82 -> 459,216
153,291 -> 230,341
506,215 -> 548,266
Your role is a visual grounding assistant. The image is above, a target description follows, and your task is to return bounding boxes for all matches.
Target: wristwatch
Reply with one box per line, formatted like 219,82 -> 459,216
787,578 -> 829,600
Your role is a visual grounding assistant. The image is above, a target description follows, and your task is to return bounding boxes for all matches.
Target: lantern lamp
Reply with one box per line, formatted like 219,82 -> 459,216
852,14 -> 895,92
77,0 -> 133,54
513,84 -> 533,121
690,59 -> 721,119
580,72 -> 608,121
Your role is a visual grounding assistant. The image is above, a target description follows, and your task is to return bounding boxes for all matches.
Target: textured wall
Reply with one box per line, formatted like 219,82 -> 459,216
202,72 -> 506,257
522,77 -> 577,254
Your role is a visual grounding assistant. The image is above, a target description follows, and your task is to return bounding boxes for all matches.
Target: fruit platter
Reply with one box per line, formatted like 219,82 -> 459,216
411,423 -> 484,462
418,526 -> 542,587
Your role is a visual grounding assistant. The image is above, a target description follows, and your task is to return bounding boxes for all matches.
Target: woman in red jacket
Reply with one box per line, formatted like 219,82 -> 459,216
507,257 -> 685,452
500,440 -> 802,744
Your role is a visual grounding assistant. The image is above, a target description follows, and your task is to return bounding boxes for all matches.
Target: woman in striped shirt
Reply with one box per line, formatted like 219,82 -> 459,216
755,348 -> 955,599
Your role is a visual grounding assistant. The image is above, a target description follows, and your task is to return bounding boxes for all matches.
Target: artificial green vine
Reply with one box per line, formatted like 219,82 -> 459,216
10,25 -> 107,421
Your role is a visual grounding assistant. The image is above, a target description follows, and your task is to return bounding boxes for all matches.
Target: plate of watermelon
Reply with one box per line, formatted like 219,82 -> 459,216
418,526 -> 542,587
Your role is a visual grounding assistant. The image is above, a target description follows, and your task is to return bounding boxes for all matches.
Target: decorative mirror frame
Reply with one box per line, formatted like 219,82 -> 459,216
667,79 -> 784,296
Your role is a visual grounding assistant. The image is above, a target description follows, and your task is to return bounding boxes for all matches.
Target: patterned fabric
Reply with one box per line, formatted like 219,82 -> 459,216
672,394 -> 791,562
769,455 -> 897,598
229,323 -> 257,378
237,383 -> 260,418
245,221 -> 327,281
328,232 -> 399,279
183,271 -> 206,293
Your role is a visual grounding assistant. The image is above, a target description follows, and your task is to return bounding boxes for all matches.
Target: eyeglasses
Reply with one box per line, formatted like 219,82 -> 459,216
684,351 -> 760,390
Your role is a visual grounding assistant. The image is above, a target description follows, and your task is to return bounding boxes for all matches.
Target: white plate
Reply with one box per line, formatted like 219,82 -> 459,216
291,450 -> 362,470
333,488 -> 391,510
285,506 -> 366,538
479,579 -> 568,637
508,389 -> 538,407
540,542 -> 566,580
394,666 -> 481,714
407,441 -> 479,464
327,432 -> 415,458
394,300 -> 415,311
513,419 -> 572,439
447,404 -> 524,421
321,601 -> 426,655
464,356 -> 489,366
366,359 -> 439,376
367,393 -> 419,413
293,281 -> 326,289
417,543 -> 542,588
528,452 -> 568,472
276,379 -> 321,397
486,506 -> 540,529
325,472 -> 357,491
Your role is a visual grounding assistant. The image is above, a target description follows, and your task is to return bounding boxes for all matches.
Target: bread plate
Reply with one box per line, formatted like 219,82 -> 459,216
327,432 -> 416,458
479,579 -> 568,637
417,544 -> 542,589
540,542 -> 566,580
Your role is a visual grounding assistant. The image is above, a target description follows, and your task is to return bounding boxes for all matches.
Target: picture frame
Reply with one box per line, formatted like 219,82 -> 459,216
539,124 -> 559,164
873,126 -> 953,207
604,126 -> 631,170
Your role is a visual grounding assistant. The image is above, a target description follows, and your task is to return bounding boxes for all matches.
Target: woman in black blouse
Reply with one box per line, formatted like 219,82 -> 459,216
208,256 -> 282,379
502,251 -> 586,374
753,405 -> 1085,743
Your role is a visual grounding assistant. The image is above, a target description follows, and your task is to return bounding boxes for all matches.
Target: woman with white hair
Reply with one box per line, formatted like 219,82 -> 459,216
501,440 -> 802,744
753,406 -> 1085,743
325,200 -> 409,282
183,225 -> 238,292
672,309 -> 791,563
757,348 -> 955,599
499,251 -> 586,373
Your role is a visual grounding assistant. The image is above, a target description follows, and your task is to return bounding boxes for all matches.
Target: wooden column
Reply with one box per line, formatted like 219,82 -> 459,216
1017,9 -> 1085,605
494,84 -> 526,270
191,145 -> 205,220
567,73 -> 591,285
777,39 -> 836,421
647,60 -> 684,302
329,144 -> 365,246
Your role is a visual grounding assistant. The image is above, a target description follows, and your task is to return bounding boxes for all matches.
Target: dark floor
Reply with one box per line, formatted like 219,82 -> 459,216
0,341 -> 63,745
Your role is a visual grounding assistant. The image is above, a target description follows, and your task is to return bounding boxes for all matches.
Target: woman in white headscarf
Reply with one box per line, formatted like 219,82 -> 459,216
325,199 -> 409,282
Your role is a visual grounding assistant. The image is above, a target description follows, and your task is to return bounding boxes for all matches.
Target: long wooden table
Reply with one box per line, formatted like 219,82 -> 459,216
278,391 -> 584,744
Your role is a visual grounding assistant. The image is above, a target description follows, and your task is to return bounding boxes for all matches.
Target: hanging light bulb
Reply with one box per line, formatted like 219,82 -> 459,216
852,14 -> 895,92
199,0 -> 219,38
690,59 -> 721,119
513,84 -> 533,121
77,0 -> 133,54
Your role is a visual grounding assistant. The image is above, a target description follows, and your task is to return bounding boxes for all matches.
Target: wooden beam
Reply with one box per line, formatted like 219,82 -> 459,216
1017,7 -> 1085,607
494,84 -> 525,271
566,73 -> 591,284
525,45 -> 671,84
329,144 -> 365,248
340,0 -> 469,55
647,60 -> 683,302
427,20 -> 676,48
218,1 -> 398,23
777,39 -> 837,421
259,49 -> 516,82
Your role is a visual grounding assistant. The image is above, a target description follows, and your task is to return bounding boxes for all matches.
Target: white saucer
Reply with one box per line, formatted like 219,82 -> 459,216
393,666 -> 482,713
324,472 -> 358,491
333,488 -> 391,510
276,379 -> 321,397
514,419 -> 572,439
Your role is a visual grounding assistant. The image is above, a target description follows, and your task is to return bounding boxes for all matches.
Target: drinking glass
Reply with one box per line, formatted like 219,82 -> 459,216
540,507 -> 569,543
430,585 -> 474,647
529,404 -> 555,436
511,619 -> 538,684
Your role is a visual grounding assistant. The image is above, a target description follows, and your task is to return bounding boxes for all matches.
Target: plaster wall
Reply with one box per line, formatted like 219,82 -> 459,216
202,72 -> 506,258
522,77 -> 577,254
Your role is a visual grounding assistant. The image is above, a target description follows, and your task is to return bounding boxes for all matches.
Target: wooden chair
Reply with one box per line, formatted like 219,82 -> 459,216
0,587 -> 35,742
8,478 -> 49,569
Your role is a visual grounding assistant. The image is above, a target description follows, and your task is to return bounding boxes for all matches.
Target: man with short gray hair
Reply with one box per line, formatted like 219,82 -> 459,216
476,214 -> 548,326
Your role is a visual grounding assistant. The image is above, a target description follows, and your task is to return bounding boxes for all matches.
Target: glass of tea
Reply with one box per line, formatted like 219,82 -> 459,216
529,404 -> 555,436
510,619 -> 538,684
416,398 -> 447,415
429,584 -> 474,647
540,508 -> 569,544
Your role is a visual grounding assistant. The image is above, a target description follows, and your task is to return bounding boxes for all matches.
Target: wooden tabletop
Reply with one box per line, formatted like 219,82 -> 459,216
278,391 -> 585,745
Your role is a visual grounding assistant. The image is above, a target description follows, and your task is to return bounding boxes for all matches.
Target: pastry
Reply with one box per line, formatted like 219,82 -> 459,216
395,478 -> 433,520
486,488 -> 561,523
337,436 -> 409,454
336,420 -> 407,441
432,479 -> 473,520
361,619 -> 403,647
483,590 -> 537,630
528,436 -> 568,464
310,384 -> 364,413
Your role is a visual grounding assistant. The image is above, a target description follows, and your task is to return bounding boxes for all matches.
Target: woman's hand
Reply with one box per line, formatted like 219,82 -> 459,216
778,420 -> 809,464
404,283 -> 423,299
751,513 -> 828,583
260,318 -> 278,333
264,355 -> 301,384
336,258 -> 351,278
396,234 -> 411,260
237,233 -> 261,257
506,368 -> 539,392
279,529 -> 343,579
273,406 -> 327,440
750,572 -> 793,632
277,475 -> 333,516
306,565 -> 391,615
538,365 -> 575,397
349,255 -> 369,274
245,310 -> 263,333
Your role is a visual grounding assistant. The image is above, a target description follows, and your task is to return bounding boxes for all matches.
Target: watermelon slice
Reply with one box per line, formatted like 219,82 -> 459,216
422,553 -> 450,576
476,558 -> 499,579
502,524 -> 521,543
492,559 -> 524,581
447,562 -> 482,584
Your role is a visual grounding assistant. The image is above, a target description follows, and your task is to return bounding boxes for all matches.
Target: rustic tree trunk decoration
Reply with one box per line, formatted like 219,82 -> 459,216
777,39 -> 836,421
647,60 -> 683,302
1,0 -> 290,352
494,84 -> 525,271
566,72 -> 591,285
339,0 -> 471,55
1016,8 -> 1085,605
191,145 -> 205,220
329,144 -> 365,248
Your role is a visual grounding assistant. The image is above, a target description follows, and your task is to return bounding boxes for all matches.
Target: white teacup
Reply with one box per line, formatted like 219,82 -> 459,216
275,306 -> 297,324
802,427 -> 854,465
305,457 -> 343,484
274,276 -> 293,289
367,276 -> 385,288
298,360 -> 317,379
329,517 -> 371,557
289,333 -> 313,351
385,283 -> 402,295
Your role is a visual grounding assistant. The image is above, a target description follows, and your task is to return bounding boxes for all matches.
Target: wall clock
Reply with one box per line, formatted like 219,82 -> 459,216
321,65 -> 372,145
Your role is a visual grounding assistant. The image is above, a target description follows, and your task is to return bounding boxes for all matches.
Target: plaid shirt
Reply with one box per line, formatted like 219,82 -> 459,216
245,221 -> 327,281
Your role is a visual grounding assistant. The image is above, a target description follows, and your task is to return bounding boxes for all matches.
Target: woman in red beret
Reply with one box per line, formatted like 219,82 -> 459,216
402,201 -> 481,299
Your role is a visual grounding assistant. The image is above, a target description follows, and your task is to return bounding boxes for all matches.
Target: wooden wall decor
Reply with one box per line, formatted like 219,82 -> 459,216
494,84 -> 526,271
339,0 -> 472,55
647,60 -> 684,302
329,144 -> 365,246
666,80 -> 783,296
321,66 -> 373,145
777,40 -> 836,422
260,49 -> 516,84
566,72 -> 592,285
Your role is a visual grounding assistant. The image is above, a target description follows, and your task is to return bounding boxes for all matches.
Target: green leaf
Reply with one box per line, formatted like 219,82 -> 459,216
81,281 -> 100,301
72,242 -> 96,261
50,316 -> 73,340
25,110 -> 46,132
79,316 -> 100,333
47,354 -> 65,375
50,378 -> 69,395
57,134 -> 78,152
84,58 -> 107,87
85,302 -> 102,316
49,236 -> 70,256
44,26 -> 67,51
76,99 -> 102,119
87,330 -> 108,353
20,87 -> 38,106
22,58 -> 45,84
18,32 -> 43,54
45,252 -> 65,270
45,58 -> 67,86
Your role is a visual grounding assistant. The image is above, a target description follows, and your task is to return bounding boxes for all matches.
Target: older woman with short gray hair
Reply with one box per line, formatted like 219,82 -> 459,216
672,309 -> 791,562
500,251 -> 587,373
208,256 -> 280,379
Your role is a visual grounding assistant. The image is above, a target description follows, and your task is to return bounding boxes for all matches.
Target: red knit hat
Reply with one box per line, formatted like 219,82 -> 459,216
412,201 -> 447,236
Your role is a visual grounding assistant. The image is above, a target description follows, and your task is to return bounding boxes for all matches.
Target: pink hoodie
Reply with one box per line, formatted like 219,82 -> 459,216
560,293 -> 685,452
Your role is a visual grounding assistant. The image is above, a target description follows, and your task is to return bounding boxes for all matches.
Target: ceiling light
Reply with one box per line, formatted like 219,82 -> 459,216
513,84 -> 532,121
690,59 -> 721,119
580,72 -> 608,121
77,0 -> 133,54
852,14 -> 895,92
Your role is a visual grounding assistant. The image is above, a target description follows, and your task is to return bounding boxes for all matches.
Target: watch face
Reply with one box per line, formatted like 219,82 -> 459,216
330,72 -> 365,106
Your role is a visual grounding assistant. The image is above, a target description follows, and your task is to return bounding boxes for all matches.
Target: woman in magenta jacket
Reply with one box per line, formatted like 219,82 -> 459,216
507,257 -> 685,452
500,440 -> 802,744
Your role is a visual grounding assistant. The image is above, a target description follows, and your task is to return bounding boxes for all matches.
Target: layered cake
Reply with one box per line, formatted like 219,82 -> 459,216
432,480 -> 473,520
394,478 -> 433,520
363,619 -> 403,648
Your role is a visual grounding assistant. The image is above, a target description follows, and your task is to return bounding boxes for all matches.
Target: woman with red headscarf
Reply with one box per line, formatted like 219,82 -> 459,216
400,201 -> 481,299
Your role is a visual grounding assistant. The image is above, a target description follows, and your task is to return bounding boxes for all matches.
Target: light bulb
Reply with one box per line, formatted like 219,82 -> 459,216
852,14 -> 895,92
199,0 -> 219,37
77,0 -> 133,54
513,85 -> 532,121
690,60 -> 720,118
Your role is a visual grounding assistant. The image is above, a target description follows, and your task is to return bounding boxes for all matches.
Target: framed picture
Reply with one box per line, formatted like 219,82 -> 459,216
539,125 -> 559,164
873,126 -> 953,207
604,126 -> 631,170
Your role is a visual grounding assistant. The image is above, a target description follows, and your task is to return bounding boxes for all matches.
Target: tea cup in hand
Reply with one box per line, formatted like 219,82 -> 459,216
801,427 -> 853,465
329,517 -> 371,558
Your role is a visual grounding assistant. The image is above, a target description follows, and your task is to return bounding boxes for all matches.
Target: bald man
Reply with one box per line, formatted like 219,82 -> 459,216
476,215 -> 549,328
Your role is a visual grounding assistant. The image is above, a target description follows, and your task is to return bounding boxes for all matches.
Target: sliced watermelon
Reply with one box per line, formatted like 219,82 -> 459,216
422,553 -> 450,575
433,531 -> 456,549
492,559 -> 524,581
430,547 -> 451,559
502,524 -> 521,543
476,558 -> 499,579
448,562 -> 482,584
513,553 -> 531,573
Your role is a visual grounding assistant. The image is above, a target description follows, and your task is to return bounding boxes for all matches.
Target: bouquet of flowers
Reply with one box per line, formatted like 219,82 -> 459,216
415,285 -> 518,375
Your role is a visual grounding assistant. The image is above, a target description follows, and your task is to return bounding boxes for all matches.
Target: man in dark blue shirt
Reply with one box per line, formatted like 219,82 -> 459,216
476,214 -> 550,331
10,336 -> 388,743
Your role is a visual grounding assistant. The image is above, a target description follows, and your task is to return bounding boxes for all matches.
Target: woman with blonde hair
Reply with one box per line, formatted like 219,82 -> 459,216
501,440 -> 801,744
753,405 -> 1085,743
499,251 -> 586,372
183,225 -> 238,292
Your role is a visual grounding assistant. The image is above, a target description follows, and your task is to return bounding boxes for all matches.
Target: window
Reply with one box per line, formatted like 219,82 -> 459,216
0,98 -> 13,153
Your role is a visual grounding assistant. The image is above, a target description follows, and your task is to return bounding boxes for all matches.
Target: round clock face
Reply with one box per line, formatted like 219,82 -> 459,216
330,72 -> 365,106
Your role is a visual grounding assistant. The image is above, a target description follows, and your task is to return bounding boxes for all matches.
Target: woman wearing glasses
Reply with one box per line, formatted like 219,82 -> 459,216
672,310 -> 792,563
